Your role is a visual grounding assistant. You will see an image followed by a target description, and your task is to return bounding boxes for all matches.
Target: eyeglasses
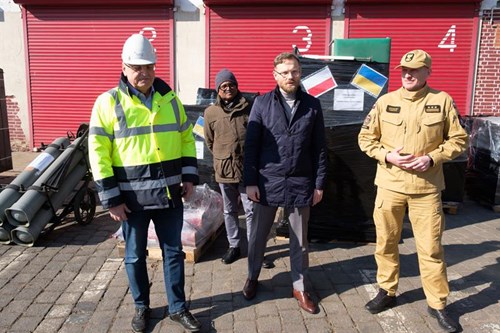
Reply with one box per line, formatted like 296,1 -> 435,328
219,83 -> 237,91
274,70 -> 301,78
125,63 -> 155,72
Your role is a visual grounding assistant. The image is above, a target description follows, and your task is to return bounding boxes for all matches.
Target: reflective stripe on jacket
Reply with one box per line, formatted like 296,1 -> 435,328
358,85 -> 468,194
89,74 -> 198,210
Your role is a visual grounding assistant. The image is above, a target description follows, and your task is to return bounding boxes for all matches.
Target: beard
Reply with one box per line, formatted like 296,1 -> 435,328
279,80 -> 300,94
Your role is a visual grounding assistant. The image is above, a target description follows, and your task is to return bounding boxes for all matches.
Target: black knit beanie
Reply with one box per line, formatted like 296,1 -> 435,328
215,69 -> 238,90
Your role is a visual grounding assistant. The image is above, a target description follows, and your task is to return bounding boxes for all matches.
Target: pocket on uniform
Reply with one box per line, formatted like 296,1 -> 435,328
380,113 -> 403,138
375,194 -> 384,210
422,116 -> 444,142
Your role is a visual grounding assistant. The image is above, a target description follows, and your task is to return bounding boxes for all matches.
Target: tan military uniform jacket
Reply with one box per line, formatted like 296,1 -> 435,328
358,84 -> 468,194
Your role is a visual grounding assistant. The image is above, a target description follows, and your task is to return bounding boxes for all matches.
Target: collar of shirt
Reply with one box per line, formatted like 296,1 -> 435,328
126,81 -> 155,110
401,84 -> 429,102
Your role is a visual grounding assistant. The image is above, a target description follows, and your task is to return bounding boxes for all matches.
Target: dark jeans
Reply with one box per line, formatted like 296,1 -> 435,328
121,207 -> 186,314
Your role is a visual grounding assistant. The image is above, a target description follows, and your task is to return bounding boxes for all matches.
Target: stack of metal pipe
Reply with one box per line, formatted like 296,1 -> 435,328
0,130 -> 89,246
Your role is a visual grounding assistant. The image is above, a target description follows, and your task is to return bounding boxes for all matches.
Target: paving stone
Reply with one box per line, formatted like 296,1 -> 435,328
0,309 -> 22,327
16,287 -> 43,301
233,320 -> 258,333
85,309 -> 115,333
211,312 -> 234,331
46,304 -> 73,318
232,306 -> 256,321
32,317 -> 66,333
24,302 -> 51,317
256,315 -> 282,333
55,292 -> 82,305
255,301 -> 278,318
281,321 -> 307,333
9,315 -> 44,332
303,318 -> 333,333
57,322 -> 86,333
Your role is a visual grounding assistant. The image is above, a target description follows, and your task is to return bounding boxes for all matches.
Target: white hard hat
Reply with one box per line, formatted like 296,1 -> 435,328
121,34 -> 157,65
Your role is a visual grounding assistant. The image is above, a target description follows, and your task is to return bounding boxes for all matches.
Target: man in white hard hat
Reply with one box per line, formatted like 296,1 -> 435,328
89,34 -> 201,332
358,49 -> 468,333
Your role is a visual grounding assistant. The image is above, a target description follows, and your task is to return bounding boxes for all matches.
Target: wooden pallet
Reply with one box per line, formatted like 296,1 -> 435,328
443,201 -> 461,215
117,225 -> 223,263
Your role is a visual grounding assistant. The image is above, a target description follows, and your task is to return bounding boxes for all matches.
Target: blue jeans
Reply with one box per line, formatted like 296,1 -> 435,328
121,207 -> 186,314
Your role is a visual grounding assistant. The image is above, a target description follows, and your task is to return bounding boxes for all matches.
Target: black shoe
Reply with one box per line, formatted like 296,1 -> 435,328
169,310 -> 201,332
221,247 -> 240,264
131,307 -> 150,333
365,289 -> 397,314
427,306 -> 458,332
262,257 -> 274,269
242,278 -> 258,300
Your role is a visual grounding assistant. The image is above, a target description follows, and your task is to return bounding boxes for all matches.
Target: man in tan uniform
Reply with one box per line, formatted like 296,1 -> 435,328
358,49 -> 468,333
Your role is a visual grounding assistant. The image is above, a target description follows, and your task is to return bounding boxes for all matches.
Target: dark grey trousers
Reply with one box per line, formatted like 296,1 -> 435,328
247,204 -> 310,291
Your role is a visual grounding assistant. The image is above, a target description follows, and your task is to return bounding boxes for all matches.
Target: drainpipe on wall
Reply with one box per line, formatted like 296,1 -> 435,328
470,9 -> 483,116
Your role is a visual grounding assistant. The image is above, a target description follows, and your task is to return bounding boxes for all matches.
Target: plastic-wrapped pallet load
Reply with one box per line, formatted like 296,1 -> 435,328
296,54 -> 390,243
442,152 -> 468,203
465,116 -> 500,207
113,184 -> 224,261
182,184 -> 224,248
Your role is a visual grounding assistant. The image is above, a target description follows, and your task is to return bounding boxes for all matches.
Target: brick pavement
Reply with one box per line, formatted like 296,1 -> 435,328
0,153 -> 499,332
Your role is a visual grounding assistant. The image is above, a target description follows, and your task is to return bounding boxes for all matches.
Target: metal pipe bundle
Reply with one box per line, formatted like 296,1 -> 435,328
0,222 -> 13,244
0,137 -> 69,225
5,136 -> 87,227
11,161 -> 88,246
0,137 -> 70,244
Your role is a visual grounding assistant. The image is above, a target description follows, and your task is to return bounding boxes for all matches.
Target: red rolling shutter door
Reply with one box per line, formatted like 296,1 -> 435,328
207,5 -> 330,94
346,2 -> 480,115
25,6 -> 173,147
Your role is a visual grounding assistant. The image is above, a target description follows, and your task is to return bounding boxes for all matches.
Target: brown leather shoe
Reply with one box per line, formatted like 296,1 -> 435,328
293,289 -> 318,314
243,279 -> 258,300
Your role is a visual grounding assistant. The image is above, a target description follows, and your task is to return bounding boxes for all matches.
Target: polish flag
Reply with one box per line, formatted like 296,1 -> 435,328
301,66 -> 337,98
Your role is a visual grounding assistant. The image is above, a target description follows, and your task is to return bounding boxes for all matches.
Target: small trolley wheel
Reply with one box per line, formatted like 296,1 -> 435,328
74,186 -> 96,225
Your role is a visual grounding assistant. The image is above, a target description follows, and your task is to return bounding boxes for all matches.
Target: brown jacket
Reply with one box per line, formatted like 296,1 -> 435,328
204,93 -> 251,183
358,85 -> 468,194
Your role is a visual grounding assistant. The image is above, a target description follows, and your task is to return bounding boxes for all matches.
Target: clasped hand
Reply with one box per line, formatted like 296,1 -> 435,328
386,147 -> 432,173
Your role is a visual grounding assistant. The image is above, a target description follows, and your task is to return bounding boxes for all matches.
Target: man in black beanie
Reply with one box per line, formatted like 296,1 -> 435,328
203,69 -> 254,264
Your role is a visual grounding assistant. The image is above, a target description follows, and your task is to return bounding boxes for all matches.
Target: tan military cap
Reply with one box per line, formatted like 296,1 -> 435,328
395,49 -> 432,69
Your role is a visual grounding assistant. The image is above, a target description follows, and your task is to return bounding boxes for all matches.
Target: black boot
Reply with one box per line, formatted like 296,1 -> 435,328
365,289 -> 397,314
131,307 -> 150,333
262,256 -> 274,269
170,310 -> 201,332
427,306 -> 459,332
221,247 -> 240,264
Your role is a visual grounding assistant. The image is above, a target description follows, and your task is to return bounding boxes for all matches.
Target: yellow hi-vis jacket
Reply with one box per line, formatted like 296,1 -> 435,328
358,84 -> 468,194
88,75 -> 198,211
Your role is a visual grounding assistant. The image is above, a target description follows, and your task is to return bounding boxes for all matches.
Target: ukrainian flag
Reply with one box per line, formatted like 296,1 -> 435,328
192,116 -> 205,139
351,64 -> 388,98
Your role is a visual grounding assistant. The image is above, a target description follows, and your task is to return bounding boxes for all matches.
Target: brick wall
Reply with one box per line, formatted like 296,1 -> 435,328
6,95 -> 29,152
473,8 -> 500,116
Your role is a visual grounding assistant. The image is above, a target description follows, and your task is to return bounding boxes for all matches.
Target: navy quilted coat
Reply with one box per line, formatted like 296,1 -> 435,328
244,86 -> 327,207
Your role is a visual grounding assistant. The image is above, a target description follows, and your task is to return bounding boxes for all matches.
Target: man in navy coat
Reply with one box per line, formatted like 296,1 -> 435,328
242,52 -> 327,314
